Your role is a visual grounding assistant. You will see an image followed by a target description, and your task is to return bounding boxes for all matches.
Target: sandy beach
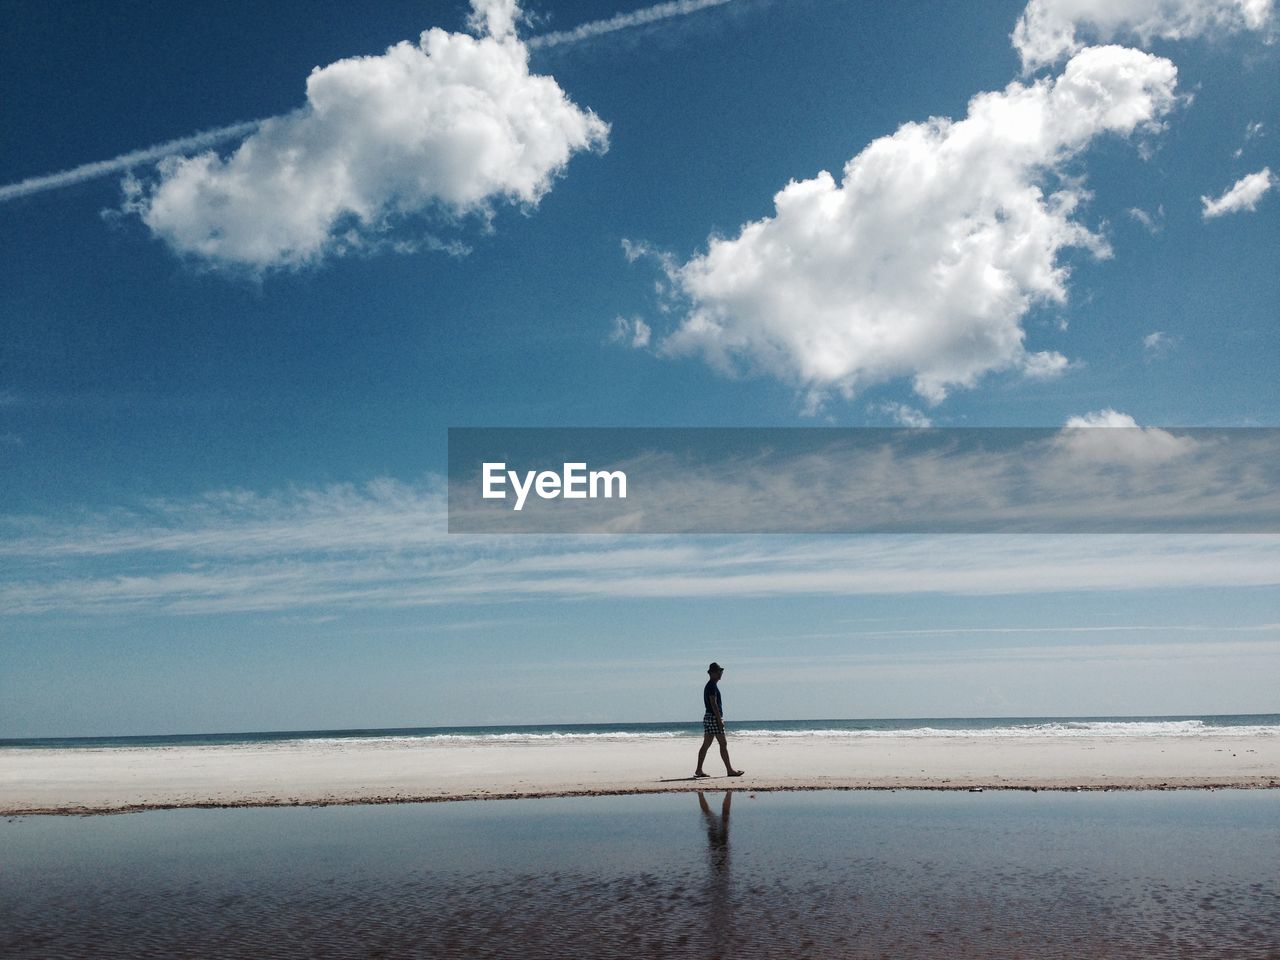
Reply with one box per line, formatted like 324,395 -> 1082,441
3,732 -> 1277,815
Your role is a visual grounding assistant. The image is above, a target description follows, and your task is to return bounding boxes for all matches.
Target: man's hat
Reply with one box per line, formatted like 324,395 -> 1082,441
708,662 -> 724,674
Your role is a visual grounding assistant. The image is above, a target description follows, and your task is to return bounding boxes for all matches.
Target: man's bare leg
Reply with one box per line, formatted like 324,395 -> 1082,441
695,732 -> 715,776
716,733 -> 744,776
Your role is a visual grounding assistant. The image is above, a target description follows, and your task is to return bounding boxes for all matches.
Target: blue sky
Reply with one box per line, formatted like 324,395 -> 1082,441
1,0 -> 1277,735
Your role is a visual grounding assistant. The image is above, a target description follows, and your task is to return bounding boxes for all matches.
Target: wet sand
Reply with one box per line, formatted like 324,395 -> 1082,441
3,733 -> 1277,815
3,791 -> 1279,959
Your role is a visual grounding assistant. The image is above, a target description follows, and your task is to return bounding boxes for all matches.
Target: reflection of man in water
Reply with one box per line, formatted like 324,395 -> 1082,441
697,790 -> 732,868
697,791 -> 733,951
695,662 -> 744,778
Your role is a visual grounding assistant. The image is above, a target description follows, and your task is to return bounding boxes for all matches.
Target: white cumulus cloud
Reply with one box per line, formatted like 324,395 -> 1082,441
1201,167 -> 1275,218
123,0 -> 608,272
1013,0 -> 1274,71
1064,408 -> 1141,427
661,46 -> 1179,406
1059,409 -> 1197,463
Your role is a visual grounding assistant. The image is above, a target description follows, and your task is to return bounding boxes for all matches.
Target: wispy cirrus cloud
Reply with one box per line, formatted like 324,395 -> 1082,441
868,402 -> 933,428
1234,120 -> 1265,157
3,476 -> 1279,617
1128,205 -> 1164,234
1143,330 -> 1179,357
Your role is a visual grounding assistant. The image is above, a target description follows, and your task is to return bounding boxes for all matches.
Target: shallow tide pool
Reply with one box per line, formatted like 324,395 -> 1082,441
3,789 -> 1277,958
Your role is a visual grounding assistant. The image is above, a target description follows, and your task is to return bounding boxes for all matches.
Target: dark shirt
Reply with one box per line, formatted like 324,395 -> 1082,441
703,679 -> 722,717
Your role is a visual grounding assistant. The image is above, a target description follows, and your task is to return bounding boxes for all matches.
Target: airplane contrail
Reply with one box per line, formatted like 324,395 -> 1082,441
527,0 -> 732,48
0,0 -> 738,205
0,120 -> 264,204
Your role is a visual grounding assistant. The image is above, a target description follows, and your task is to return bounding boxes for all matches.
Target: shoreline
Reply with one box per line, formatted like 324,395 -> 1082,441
7,781 -> 1280,819
4,733 -> 1277,816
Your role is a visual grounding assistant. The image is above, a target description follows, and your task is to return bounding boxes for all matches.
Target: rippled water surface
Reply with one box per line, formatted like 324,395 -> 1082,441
3,790 -> 1277,958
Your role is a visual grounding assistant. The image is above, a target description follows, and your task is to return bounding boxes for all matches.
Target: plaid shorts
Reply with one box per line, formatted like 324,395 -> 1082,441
703,713 -> 725,736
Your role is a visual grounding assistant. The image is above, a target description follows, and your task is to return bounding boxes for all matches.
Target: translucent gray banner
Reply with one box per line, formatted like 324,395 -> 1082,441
447,428 -> 1280,534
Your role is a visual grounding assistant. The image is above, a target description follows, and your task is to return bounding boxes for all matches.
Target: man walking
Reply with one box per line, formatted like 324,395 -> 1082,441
695,662 -> 744,778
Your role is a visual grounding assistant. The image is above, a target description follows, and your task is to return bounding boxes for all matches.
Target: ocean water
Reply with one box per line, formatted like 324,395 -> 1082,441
2,790 -> 1277,959
3,713 -> 1277,749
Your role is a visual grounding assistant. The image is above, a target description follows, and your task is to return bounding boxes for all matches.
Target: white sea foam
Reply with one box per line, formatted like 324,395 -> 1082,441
12,719 -> 1274,754
292,720 -> 1278,747
733,721 -> 1278,739
298,731 -> 688,748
